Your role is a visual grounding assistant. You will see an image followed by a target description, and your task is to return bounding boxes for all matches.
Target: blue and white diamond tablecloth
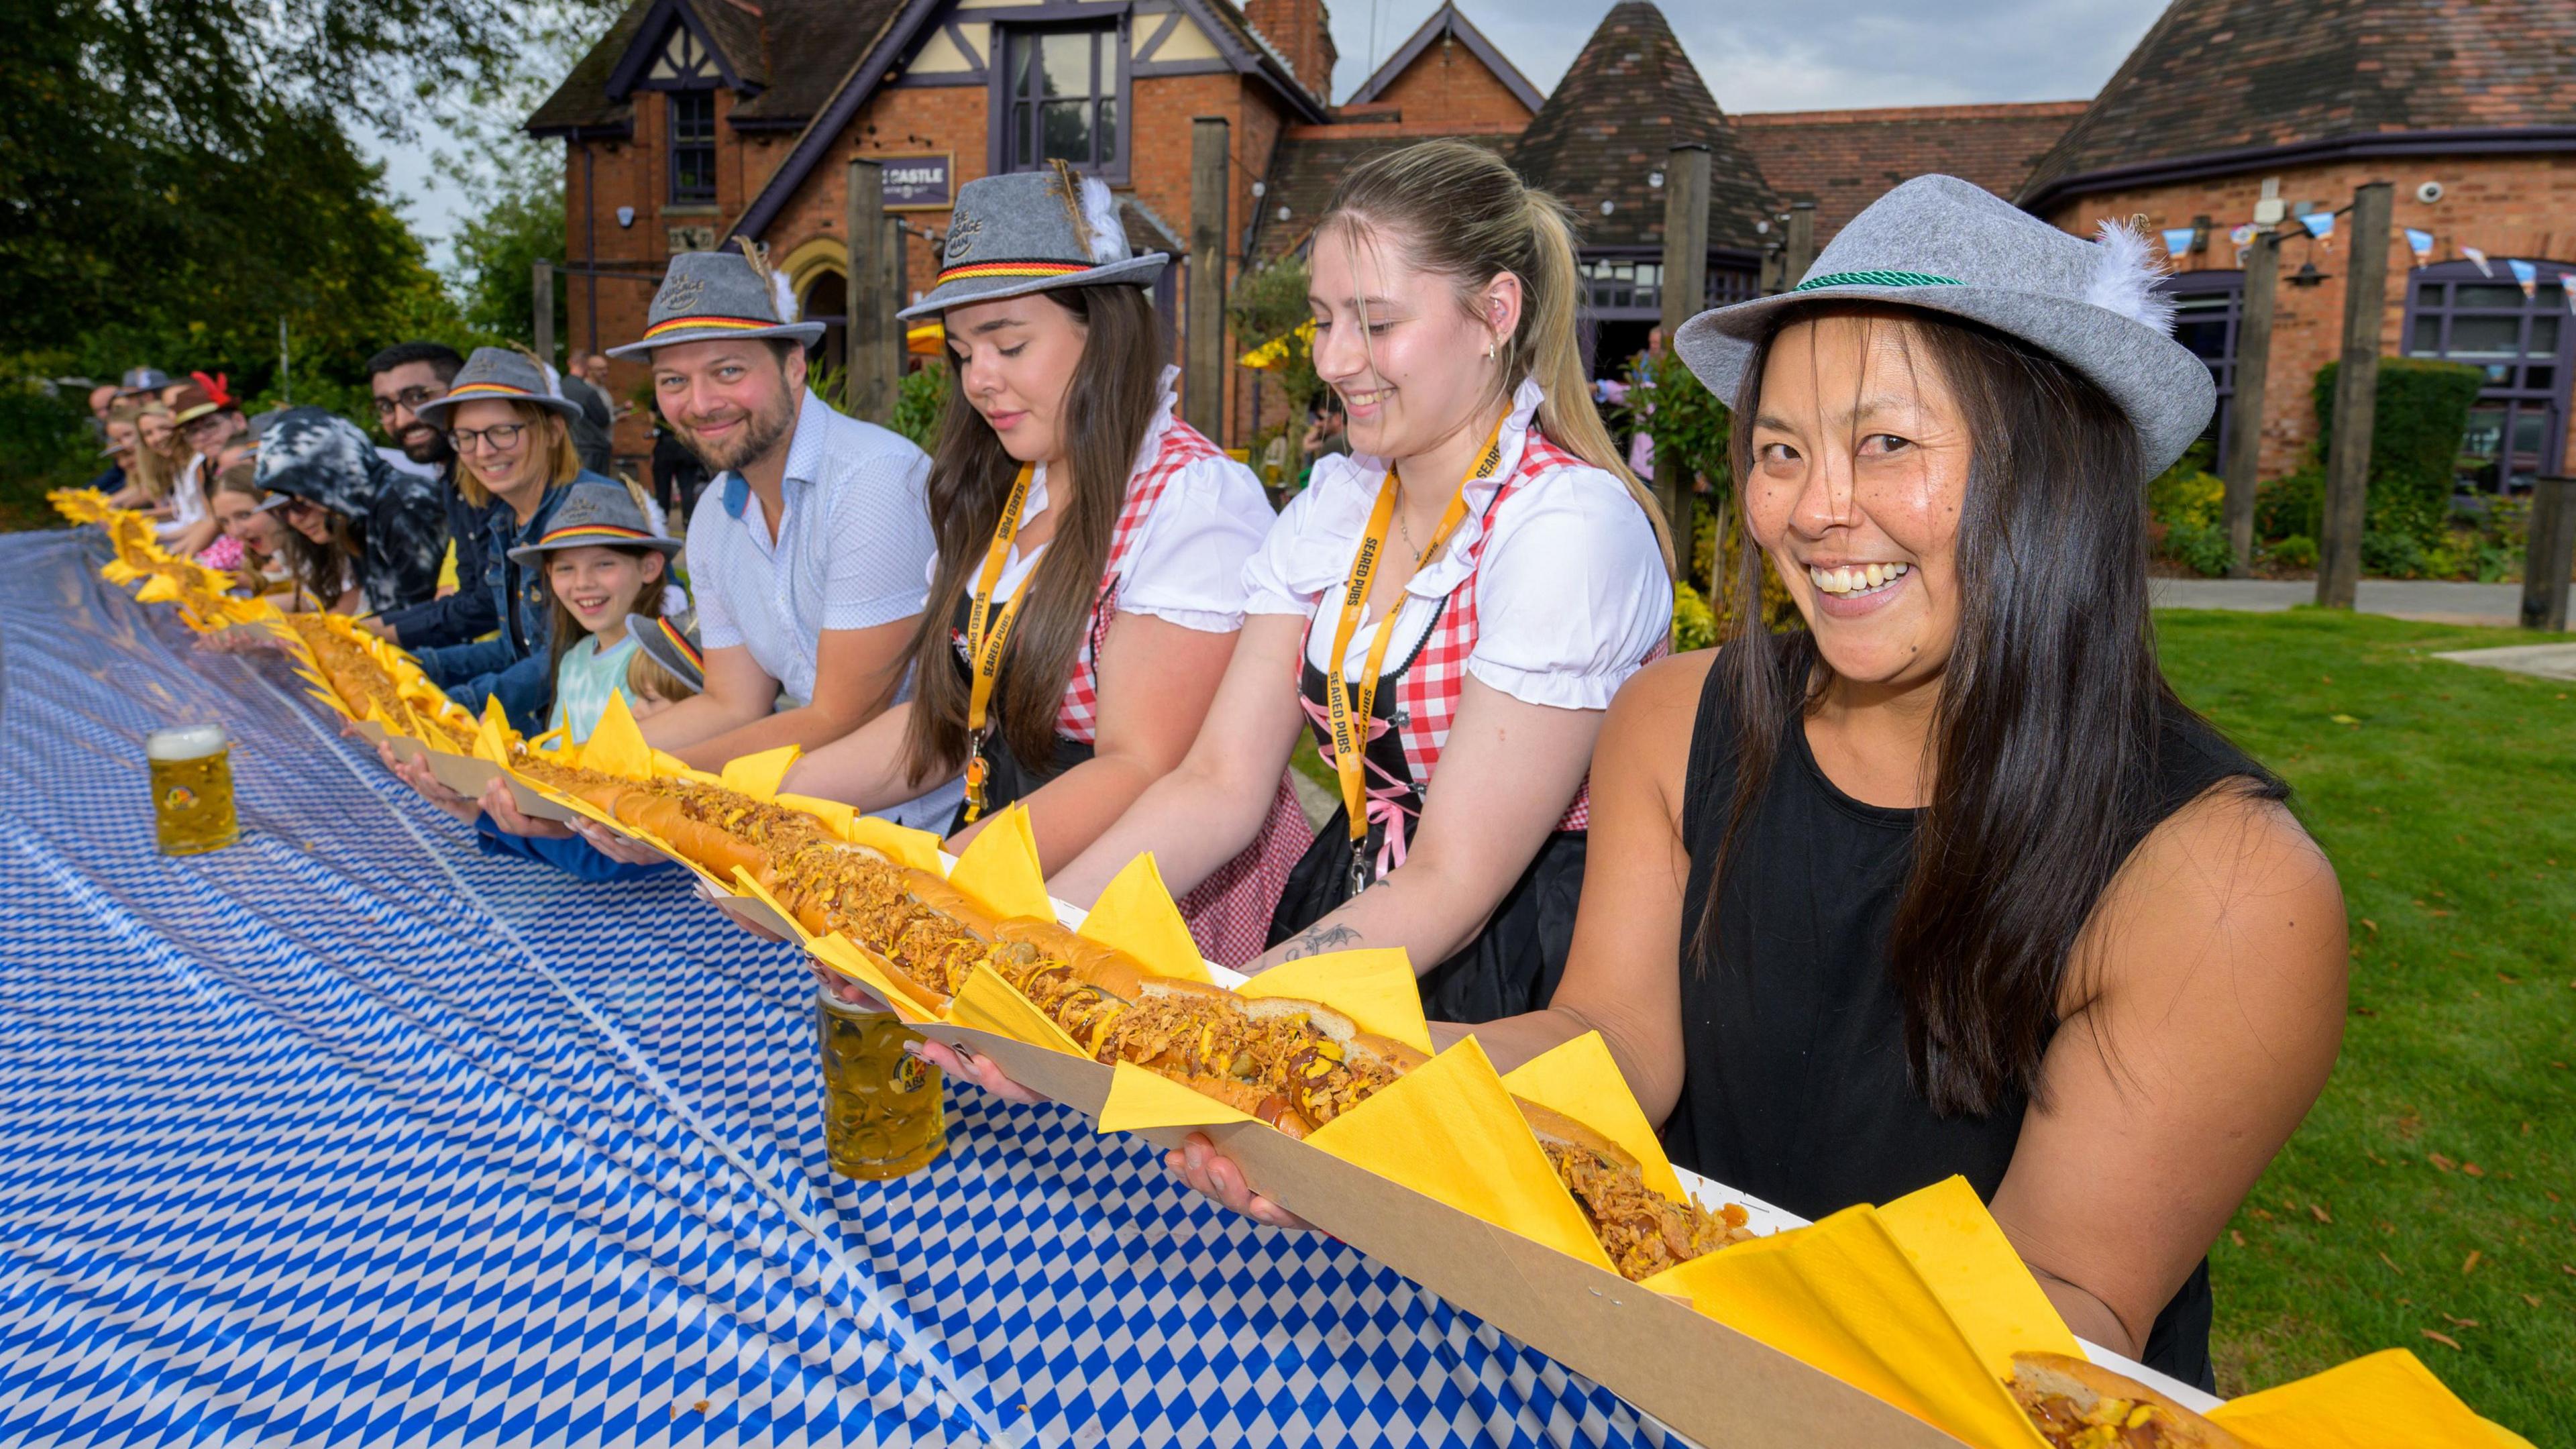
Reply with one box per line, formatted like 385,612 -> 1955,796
0,529 -> 1676,1448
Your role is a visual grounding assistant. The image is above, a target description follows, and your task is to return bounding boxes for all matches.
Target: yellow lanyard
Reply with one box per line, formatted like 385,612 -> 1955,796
961,462 -> 1038,824
1322,419 -> 1503,890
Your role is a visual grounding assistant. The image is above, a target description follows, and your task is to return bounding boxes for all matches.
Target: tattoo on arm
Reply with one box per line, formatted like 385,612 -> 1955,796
1278,922 -> 1362,960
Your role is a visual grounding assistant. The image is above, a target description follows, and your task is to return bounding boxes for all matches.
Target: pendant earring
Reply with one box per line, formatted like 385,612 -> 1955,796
1485,339 -> 1497,360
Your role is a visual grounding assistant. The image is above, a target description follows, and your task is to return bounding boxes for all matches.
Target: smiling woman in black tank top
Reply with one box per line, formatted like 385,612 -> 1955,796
1163,185 -> 2349,1391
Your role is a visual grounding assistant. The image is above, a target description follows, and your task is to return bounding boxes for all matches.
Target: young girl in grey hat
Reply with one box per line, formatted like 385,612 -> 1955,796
747,163 -> 1295,964
1161,175 -> 2344,1393
407,346 -> 628,732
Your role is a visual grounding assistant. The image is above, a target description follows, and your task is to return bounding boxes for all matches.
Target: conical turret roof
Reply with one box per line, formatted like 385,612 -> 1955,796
1509,2 -> 1774,252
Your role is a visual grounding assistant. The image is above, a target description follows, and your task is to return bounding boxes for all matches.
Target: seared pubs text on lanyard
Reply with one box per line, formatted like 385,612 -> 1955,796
1322,419 -> 1505,896
961,462 -> 1038,824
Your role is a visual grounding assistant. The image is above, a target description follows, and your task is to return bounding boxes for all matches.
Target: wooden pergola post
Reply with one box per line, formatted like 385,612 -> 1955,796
845,156 -> 888,420
2222,229 -> 2280,576
1657,144 -> 1711,553
1185,117 -> 1230,441
2317,181 -> 2393,609
1782,201 -> 1817,288
532,260 -> 555,365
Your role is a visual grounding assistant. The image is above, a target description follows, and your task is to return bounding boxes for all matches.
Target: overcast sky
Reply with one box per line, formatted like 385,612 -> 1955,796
368,0 -> 2163,270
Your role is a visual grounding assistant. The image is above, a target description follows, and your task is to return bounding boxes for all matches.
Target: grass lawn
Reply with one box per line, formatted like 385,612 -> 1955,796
2155,608 -> 2574,1445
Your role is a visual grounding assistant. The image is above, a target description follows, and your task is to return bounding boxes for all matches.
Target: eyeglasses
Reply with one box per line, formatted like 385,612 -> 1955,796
373,385 -> 445,417
448,422 -> 531,453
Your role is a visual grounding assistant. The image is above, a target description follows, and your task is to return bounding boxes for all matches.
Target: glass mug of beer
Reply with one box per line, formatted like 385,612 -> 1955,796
816,979 -> 946,1180
149,724 -> 239,856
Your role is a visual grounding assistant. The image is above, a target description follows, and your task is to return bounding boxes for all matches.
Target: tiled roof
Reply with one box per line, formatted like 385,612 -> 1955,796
1734,101 -> 2088,241
731,0 -> 905,127
1347,2 -> 1544,113
1505,2 -> 1772,252
526,0 -> 906,136
692,0 -> 769,91
527,0 -> 651,135
1246,127 -> 1514,264
2021,0 -> 2576,207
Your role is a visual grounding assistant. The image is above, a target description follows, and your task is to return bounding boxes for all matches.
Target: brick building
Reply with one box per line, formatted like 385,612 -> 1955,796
531,0 -> 2576,487
2012,0 -> 2576,486
529,0 -> 1344,458
1739,0 -> 2576,488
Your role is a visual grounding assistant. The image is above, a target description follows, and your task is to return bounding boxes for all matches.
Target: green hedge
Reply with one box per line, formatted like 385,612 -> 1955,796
2309,356 -> 2486,547
0,379 -> 104,530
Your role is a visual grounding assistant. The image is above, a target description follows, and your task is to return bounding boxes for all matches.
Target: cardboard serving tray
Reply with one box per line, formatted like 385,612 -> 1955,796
915,1016 -> 1969,1449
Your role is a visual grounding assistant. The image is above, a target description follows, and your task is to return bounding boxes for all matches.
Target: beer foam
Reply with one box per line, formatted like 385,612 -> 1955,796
146,724 -> 228,761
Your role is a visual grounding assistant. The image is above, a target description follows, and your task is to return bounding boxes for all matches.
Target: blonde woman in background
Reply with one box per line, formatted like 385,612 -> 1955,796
942,139 -> 1674,1038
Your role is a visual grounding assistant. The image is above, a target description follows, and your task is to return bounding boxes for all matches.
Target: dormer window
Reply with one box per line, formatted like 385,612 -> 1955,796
669,92 -> 716,205
1000,25 -> 1124,178
641,22 -> 722,207
649,25 -> 719,85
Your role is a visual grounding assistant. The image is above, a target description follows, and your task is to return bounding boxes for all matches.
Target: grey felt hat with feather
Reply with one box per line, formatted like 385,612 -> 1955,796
414,346 -> 586,429
607,241 -> 827,360
898,163 -> 1166,321
1674,174 -> 2215,478
625,609 -> 704,694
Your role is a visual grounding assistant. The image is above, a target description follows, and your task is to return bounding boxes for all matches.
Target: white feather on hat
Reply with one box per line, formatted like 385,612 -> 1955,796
1077,174 -> 1124,265
2084,220 -> 2178,337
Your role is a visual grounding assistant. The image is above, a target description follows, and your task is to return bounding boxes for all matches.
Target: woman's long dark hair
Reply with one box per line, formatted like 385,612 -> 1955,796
900,283 -> 1166,782
1701,303 -> 2186,1118
277,506 -> 363,610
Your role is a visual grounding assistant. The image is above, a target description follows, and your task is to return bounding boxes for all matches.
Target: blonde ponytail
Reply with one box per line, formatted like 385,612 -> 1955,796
1517,195 -> 1674,575
1318,139 -> 1674,576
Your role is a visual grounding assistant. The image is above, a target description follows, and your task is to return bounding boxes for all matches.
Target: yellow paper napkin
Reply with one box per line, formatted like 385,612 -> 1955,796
775,792 -> 856,841
845,816 -> 947,875
947,806 -> 1053,921
1874,1177 -> 2081,1379
1646,1204 -> 2045,1449
720,745 -> 801,800
1306,1036 -> 1612,1273
948,961 -> 1087,1057
1078,854 -> 1212,983
1235,949 -> 1432,1056
808,933 -> 945,1024
1095,1061 -> 1257,1134
2211,1349 -> 2536,1449
1497,1032 -> 1682,1200
580,691 -> 653,780
729,865 -> 814,947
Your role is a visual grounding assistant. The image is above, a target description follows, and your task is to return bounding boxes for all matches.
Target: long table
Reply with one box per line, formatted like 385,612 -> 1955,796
0,529 -> 1678,1447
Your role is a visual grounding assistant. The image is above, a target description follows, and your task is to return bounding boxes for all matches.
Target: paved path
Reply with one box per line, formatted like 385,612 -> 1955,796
2431,642 -> 2576,681
2151,577 -> 2523,626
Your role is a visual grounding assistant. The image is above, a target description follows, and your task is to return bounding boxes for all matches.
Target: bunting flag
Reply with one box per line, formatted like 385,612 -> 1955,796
2161,227 -> 2196,260
2507,258 -> 2539,300
2229,223 -> 2256,247
2298,211 -> 2335,240
2404,228 -> 2435,262
2461,244 -> 2492,278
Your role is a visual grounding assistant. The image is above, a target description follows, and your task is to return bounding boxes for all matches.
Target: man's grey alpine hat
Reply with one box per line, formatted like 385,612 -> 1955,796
898,162 -> 1166,321
625,610 -> 704,694
505,479 -> 682,566
415,347 -> 586,430
1674,174 -> 2215,477
606,242 -> 826,359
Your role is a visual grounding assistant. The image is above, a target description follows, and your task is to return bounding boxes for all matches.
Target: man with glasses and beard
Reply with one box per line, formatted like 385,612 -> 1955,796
364,341 -> 498,650
602,245 -> 955,826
